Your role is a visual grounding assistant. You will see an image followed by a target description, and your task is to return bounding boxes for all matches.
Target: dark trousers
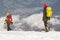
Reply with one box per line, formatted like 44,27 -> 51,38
43,20 -> 48,32
44,20 -> 47,28
43,17 -> 50,32
43,17 -> 50,27
7,24 -> 11,31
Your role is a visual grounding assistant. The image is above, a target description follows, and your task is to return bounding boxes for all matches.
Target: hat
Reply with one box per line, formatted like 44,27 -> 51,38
6,12 -> 10,16
43,3 -> 47,8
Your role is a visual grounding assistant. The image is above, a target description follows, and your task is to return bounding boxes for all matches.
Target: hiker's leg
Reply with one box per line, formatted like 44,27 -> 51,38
44,19 -> 49,32
7,24 -> 9,31
7,24 -> 11,31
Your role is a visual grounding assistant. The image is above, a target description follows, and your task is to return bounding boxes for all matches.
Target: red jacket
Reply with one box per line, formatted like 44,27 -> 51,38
6,14 -> 12,24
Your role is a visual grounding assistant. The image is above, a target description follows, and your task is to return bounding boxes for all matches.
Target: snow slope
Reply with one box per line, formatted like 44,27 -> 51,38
0,12 -> 60,40
0,31 -> 60,40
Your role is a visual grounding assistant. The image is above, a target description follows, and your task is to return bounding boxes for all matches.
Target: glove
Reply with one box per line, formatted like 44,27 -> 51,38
11,22 -> 13,24
4,23 -> 6,24
4,23 -> 5,24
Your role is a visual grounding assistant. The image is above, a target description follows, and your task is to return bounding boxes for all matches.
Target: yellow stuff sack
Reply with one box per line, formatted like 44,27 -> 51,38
46,6 -> 52,17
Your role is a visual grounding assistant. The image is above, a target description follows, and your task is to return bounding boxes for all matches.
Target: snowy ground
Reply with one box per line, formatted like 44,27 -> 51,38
0,31 -> 60,40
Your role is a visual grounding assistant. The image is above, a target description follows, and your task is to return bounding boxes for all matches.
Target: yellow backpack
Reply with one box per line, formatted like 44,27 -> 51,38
46,6 -> 52,17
